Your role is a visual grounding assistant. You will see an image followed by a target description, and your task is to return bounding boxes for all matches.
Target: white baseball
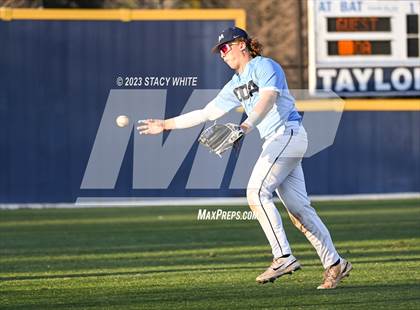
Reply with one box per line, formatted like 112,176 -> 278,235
116,115 -> 129,128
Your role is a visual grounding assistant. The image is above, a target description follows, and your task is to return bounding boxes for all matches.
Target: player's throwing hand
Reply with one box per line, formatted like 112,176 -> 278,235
137,119 -> 165,135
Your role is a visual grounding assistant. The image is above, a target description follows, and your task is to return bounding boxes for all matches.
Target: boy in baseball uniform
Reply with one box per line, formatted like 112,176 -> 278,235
138,27 -> 352,289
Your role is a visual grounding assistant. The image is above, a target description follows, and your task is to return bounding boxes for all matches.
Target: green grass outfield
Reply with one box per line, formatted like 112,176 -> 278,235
1,199 -> 420,309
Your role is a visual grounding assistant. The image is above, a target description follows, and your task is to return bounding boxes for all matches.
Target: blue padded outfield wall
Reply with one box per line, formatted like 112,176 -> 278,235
0,11 -> 419,203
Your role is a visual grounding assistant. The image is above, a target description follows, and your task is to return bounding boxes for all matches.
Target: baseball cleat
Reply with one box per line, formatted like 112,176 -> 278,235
317,258 -> 353,289
256,255 -> 301,284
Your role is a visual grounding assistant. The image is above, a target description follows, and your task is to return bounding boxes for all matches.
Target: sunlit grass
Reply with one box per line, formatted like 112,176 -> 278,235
1,199 -> 419,309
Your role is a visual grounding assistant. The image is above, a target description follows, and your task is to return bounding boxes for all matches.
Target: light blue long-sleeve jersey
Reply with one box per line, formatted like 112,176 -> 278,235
212,56 -> 301,139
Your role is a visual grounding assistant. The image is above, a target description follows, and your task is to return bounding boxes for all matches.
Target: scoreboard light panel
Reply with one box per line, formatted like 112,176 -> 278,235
308,0 -> 420,97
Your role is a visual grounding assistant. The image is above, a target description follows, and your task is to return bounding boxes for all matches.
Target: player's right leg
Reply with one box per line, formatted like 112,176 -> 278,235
247,125 -> 306,284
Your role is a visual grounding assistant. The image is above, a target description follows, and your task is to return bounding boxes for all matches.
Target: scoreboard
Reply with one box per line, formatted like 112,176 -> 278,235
308,0 -> 420,97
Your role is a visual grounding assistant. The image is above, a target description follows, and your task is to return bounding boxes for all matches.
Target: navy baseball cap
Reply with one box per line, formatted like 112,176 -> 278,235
211,26 -> 249,53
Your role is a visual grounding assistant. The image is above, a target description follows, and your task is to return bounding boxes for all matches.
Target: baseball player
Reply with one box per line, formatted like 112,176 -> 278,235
137,27 -> 352,289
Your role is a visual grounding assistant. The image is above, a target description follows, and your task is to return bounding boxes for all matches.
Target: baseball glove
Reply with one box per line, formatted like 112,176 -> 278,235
198,123 -> 244,157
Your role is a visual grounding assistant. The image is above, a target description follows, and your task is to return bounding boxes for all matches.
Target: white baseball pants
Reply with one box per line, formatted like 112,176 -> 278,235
246,121 -> 341,269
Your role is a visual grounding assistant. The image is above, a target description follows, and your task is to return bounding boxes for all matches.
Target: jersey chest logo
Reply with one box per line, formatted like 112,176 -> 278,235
233,80 -> 259,102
